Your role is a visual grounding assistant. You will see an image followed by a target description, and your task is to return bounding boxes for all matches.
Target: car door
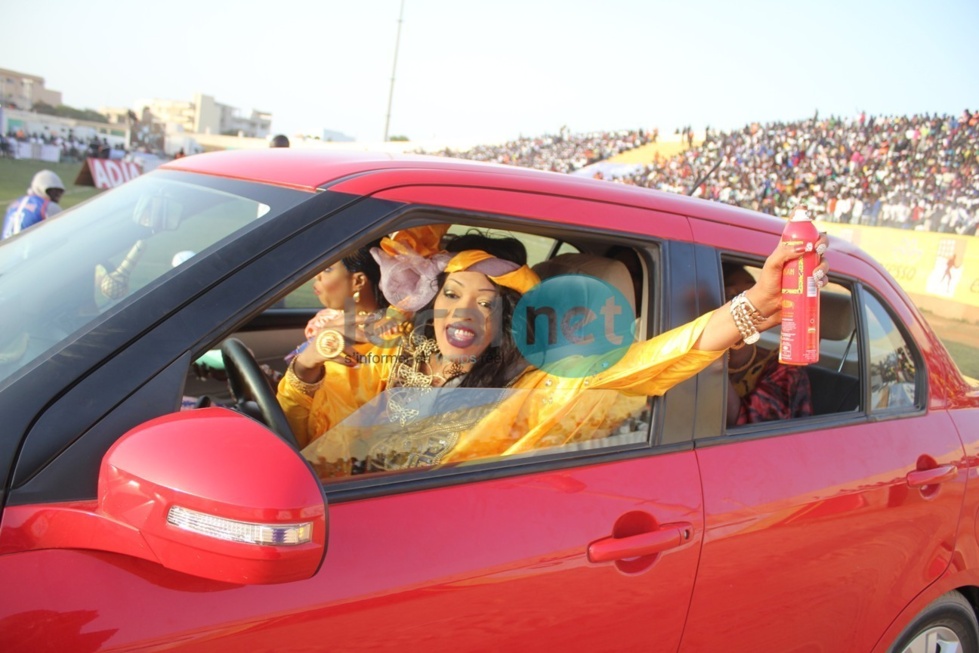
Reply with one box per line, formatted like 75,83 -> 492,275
678,228 -> 966,651
0,453 -> 704,653
221,187 -> 706,652
1,181 -> 708,652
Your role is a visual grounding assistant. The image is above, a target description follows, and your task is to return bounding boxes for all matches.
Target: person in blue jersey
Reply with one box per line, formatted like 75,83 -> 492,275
2,170 -> 66,239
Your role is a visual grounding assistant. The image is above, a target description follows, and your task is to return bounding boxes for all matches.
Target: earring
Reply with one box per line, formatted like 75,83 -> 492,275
353,290 -> 361,304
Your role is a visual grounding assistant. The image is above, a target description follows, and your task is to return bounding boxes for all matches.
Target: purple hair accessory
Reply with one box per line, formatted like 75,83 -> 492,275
465,257 -> 520,277
371,247 -> 450,313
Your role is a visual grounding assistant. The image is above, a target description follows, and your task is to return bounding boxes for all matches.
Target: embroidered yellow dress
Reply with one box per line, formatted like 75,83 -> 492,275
277,341 -> 391,449
290,311 -> 724,478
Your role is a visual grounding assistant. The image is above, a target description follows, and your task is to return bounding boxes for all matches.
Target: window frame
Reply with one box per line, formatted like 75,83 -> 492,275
721,256 -> 863,428
855,284 -> 927,417
696,250 -> 929,448
284,206 -> 701,502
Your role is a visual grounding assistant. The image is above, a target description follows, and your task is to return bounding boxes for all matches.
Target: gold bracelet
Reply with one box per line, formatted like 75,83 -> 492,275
284,358 -> 323,396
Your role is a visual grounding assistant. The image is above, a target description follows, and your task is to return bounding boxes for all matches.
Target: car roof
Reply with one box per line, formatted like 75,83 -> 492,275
163,150 -> 770,220
162,149 -> 545,191
161,149 -> 865,259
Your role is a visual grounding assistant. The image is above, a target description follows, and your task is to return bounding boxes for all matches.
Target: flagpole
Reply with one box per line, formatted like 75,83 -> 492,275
383,0 -> 405,142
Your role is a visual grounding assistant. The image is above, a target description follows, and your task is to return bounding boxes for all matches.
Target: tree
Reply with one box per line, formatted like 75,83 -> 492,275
32,102 -> 108,124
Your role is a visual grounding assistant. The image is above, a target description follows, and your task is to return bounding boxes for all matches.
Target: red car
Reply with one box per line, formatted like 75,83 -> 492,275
1,150 -> 978,652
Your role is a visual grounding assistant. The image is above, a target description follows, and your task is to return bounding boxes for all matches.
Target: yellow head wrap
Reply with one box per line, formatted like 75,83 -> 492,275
379,224 -> 450,259
444,250 -> 540,295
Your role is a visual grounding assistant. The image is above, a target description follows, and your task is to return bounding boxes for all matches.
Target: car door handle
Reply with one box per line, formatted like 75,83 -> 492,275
906,464 -> 957,487
588,522 -> 693,563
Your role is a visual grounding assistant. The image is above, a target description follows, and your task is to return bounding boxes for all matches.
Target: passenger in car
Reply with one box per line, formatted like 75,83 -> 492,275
289,230 -> 830,478
306,243 -> 388,335
723,263 -> 813,426
278,241 -> 389,447
278,225 -> 451,447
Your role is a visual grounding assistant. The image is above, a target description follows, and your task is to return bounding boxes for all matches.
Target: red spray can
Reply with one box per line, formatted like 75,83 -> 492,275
779,206 -> 820,365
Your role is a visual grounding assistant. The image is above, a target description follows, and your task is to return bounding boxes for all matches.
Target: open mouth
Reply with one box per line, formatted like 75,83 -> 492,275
445,324 -> 479,349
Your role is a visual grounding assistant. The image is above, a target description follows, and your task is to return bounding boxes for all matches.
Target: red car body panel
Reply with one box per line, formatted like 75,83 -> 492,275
2,151 -> 979,651
685,414 -> 966,651
0,454 -> 703,652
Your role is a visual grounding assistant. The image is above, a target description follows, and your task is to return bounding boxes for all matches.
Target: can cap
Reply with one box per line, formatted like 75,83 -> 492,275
790,206 -> 812,222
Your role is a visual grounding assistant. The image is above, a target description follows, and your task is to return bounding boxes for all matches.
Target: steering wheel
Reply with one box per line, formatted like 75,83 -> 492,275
219,337 -> 299,448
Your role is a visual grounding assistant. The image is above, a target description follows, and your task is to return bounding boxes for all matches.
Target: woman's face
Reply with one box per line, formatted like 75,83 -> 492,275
312,263 -> 353,310
433,271 -> 500,364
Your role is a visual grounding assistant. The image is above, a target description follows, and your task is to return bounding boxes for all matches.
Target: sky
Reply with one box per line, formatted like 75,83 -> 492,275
3,0 -> 978,146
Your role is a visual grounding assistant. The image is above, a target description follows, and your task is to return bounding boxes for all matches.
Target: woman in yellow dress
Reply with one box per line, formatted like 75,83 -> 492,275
277,240 -> 389,448
277,225 -> 450,447
281,231 -> 829,478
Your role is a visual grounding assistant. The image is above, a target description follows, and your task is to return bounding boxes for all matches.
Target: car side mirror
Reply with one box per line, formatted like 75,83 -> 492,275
1,408 -> 327,585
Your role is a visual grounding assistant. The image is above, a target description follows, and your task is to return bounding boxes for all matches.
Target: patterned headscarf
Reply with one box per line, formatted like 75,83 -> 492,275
372,237 -> 539,313
444,250 -> 539,295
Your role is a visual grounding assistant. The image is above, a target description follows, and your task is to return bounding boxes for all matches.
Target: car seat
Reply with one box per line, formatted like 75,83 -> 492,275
805,291 -> 860,415
529,252 -> 650,447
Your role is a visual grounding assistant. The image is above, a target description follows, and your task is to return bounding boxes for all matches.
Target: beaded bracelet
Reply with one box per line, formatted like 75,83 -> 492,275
729,292 -> 761,345
741,293 -> 768,324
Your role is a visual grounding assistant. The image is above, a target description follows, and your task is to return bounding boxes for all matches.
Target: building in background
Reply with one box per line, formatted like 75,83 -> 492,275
2,68 -> 442,159
130,98 -> 196,133
132,94 -> 271,139
0,68 -> 62,110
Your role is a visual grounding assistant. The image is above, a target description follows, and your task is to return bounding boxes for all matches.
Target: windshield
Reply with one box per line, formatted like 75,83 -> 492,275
0,173 -> 274,386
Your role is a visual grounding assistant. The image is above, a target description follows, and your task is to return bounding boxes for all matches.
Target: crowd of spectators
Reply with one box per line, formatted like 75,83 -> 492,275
2,128 -> 122,162
434,125 -> 655,174
429,110 -> 979,236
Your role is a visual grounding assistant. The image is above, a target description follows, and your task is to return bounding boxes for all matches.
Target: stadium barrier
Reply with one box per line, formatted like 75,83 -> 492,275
817,221 -> 979,322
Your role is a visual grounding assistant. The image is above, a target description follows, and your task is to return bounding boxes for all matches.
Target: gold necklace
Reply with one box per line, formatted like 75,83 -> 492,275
430,357 -> 466,385
391,333 -> 458,388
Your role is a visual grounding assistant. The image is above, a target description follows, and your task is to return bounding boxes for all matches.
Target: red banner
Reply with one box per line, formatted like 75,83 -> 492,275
74,158 -> 142,189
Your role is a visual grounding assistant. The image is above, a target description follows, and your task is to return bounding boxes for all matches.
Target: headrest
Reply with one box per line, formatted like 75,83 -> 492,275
532,253 -> 636,314
820,291 -> 855,341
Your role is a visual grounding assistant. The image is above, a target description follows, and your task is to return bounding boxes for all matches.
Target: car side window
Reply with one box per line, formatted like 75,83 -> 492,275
279,280 -> 320,309
808,284 -> 861,415
283,222 -> 665,483
446,224 -> 566,267
722,260 -> 924,431
278,227 -> 572,310
723,258 -> 859,427
862,290 -> 919,411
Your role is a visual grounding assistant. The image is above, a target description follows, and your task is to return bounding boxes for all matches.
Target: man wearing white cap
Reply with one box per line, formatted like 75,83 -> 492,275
2,170 -> 66,239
